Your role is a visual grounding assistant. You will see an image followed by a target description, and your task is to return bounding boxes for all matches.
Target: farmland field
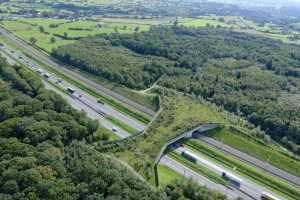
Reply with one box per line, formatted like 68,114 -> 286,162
180,16 -> 300,45
0,17 -> 152,52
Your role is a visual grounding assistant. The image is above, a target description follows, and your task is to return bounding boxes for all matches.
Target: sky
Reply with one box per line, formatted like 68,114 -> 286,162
209,0 -> 300,7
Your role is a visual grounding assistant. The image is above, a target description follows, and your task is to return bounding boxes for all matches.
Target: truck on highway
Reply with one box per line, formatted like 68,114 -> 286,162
261,192 -> 281,200
181,150 -> 197,163
221,172 -> 242,188
67,87 -> 76,94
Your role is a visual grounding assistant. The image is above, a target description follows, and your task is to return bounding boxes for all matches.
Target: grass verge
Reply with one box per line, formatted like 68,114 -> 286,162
158,165 -> 184,187
185,139 -> 300,200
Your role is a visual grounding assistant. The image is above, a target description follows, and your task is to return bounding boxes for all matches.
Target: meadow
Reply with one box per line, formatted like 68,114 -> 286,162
0,17 -> 151,52
180,15 -> 300,45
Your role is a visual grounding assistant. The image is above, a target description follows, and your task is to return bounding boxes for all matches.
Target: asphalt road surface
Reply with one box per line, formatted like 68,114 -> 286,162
0,26 -> 156,117
43,82 -> 130,138
177,147 -> 285,200
160,156 -> 252,200
199,136 -> 300,188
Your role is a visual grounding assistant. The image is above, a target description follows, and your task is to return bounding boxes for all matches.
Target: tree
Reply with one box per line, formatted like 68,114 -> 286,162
63,32 -> 68,39
50,37 -> 56,44
134,26 -> 140,32
29,37 -> 37,45
39,26 -> 45,33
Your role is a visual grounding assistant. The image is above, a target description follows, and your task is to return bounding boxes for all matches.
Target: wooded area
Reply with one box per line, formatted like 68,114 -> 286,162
53,26 -> 300,154
0,57 -> 228,199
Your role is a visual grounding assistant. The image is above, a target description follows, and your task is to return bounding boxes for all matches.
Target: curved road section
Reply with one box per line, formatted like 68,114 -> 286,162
0,26 -> 156,117
199,136 -> 300,188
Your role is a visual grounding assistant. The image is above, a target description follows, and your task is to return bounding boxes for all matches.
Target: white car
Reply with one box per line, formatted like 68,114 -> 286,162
112,127 -> 118,132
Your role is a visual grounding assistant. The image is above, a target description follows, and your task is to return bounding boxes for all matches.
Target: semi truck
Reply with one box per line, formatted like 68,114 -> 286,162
261,192 -> 281,200
181,150 -> 198,163
221,171 -> 242,188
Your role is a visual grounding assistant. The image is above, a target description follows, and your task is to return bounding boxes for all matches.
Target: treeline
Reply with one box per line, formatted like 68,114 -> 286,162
53,26 -> 300,154
52,39 -> 190,89
0,57 -> 229,200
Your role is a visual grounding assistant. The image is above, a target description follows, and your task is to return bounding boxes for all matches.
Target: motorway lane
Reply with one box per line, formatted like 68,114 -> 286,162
43,81 -> 131,138
0,26 -> 156,117
1,43 -> 144,132
199,136 -> 300,188
65,85 -> 146,131
160,156 -> 252,200
177,147 -> 285,200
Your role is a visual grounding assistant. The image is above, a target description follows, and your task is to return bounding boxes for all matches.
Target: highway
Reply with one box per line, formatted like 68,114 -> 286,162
0,26 -> 293,200
0,26 -> 156,117
0,44 -> 132,138
1,43 -> 146,132
176,147 -> 285,200
43,82 -> 131,138
160,156 -> 252,200
199,136 -> 300,188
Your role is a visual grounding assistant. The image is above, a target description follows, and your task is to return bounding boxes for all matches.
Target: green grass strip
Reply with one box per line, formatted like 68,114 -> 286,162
186,140 -> 300,200
168,151 -> 229,187
106,115 -> 138,135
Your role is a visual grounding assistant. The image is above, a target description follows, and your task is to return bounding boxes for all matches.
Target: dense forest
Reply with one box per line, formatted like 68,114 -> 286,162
0,57 -> 228,199
53,26 -> 300,154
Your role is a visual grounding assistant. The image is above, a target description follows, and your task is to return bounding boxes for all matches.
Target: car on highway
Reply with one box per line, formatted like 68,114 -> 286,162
112,127 -> 118,132
67,87 -> 76,94
97,99 -> 104,104
37,68 -> 44,74
56,78 -> 63,84
44,73 -> 51,79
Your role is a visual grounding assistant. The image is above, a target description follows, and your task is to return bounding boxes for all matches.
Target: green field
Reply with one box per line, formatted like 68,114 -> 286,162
184,139 -> 300,200
180,16 -> 300,45
157,165 -> 184,186
206,127 -> 300,177
0,18 -> 151,52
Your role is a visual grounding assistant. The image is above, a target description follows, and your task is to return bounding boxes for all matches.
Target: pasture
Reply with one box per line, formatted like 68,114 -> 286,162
0,17 -> 151,52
